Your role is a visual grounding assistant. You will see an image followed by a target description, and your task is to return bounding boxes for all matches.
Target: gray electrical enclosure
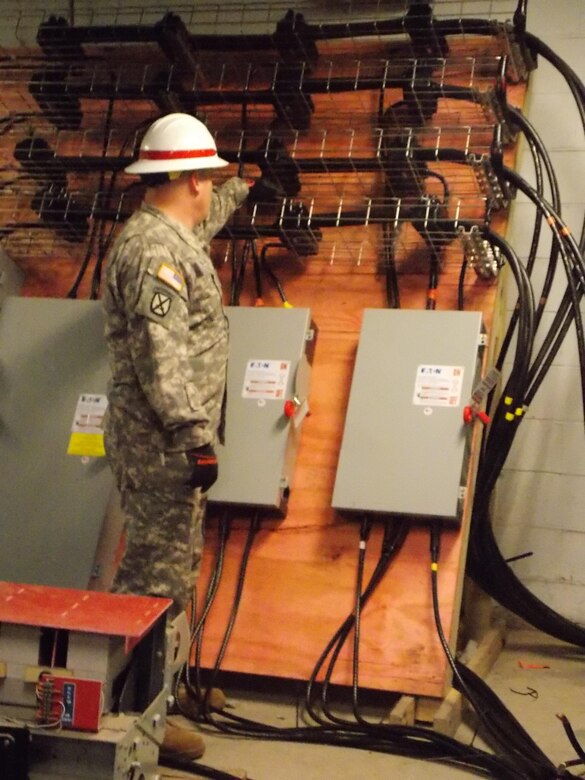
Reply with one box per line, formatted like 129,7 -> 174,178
0,299 -> 312,592
0,297 -> 113,588
0,248 -> 24,305
332,309 -> 485,523
208,306 -> 314,515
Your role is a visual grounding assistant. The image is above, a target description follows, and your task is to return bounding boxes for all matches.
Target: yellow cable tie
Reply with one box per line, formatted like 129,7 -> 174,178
504,396 -> 513,406
283,301 -> 294,309
431,562 -> 438,572
515,407 -> 524,417
505,412 -> 515,421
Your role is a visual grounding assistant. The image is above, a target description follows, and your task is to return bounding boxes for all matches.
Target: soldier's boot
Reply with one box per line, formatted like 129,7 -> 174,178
175,681 -> 226,720
161,715 -> 205,760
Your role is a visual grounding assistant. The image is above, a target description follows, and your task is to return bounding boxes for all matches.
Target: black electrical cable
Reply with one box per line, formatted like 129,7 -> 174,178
382,220 -> 401,308
424,169 -> 450,204
197,676 -> 535,780
231,239 -> 251,306
65,96 -> 114,299
178,510 -> 549,779
430,527 -> 507,733
249,239 -> 264,305
259,242 -> 290,306
351,515 -> 372,724
470,229 -> 534,507
524,33 -> 585,125
315,516 -> 375,727
305,518 -> 407,727
461,209 -> 585,647
457,256 -> 468,311
454,665 -> 574,780
88,94 -> 116,300
426,247 -> 440,309
499,167 -> 585,416
197,511 -> 261,713
467,219 -> 585,650
429,525 -> 562,780
524,286 -> 583,409
182,511 -> 232,706
494,107 -> 556,372
557,714 -> 585,768
66,115 -> 152,298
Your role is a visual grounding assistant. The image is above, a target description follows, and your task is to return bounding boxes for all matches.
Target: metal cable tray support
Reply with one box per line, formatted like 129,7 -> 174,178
32,5 -> 534,81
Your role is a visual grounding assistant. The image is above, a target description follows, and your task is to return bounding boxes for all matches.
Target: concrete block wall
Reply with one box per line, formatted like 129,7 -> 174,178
493,0 -> 585,624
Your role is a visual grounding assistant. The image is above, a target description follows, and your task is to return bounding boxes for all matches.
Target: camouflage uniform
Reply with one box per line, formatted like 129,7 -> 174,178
102,177 -> 249,614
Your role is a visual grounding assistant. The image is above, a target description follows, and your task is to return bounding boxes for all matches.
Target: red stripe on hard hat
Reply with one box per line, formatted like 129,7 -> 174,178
140,149 -> 217,160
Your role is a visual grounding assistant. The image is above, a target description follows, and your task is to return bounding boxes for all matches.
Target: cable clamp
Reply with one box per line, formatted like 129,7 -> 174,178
466,154 -> 510,211
495,21 -> 537,84
459,225 -> 503,279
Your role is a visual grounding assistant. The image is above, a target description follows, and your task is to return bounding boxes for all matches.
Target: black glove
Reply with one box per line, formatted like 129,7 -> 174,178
246,176 -> 286,204
186,444 -> 218,492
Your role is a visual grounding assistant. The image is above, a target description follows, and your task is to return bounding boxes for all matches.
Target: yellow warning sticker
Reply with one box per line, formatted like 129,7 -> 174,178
67,394 -> 108,458
67,432 -> 106,457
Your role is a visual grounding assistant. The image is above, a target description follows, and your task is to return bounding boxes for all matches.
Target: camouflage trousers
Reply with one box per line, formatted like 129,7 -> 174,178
104,411 -> 205,616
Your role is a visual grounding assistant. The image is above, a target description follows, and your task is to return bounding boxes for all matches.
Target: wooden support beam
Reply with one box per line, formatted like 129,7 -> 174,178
433,624 -> 506,736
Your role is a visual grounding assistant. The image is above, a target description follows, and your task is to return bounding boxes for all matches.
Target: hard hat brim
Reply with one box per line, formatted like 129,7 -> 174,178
125,154 -> 229,175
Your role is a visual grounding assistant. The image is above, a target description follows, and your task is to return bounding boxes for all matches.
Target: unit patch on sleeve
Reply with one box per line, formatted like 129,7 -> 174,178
150,290 -> 172,317
135,272 -> 182,329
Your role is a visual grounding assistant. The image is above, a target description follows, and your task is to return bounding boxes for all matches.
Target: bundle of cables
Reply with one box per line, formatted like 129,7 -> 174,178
465,28 -> 585,649
160,512 -> 580,780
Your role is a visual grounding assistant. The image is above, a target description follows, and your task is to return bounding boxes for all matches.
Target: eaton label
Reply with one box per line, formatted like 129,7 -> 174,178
242,359 -> 290,400
413,365 -> 464,407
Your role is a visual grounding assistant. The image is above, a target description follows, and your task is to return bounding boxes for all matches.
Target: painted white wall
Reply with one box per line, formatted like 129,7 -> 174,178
492,0 -> 585,624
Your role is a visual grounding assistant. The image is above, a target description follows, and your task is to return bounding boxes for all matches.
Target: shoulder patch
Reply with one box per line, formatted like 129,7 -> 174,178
135,274 -> 183,330
156,263 -> 184,293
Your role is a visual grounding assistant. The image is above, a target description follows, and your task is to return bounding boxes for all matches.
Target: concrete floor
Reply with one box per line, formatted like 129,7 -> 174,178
159,628 -> 585,779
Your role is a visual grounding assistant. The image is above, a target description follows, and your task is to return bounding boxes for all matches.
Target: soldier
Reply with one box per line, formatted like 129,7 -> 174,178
102,112 -> 250,758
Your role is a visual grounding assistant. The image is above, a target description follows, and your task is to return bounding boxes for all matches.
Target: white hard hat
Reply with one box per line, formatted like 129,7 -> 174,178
125,113 -> 229,175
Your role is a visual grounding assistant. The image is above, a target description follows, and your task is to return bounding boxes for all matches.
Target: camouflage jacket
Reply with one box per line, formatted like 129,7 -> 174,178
102,176 -> 249,452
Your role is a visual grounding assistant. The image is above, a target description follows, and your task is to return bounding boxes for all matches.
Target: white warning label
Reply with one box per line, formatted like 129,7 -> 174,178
242,359 -> 291,400
413,365 -> 464,407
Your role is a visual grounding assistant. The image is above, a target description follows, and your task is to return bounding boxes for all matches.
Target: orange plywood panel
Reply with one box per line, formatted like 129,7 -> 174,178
200,292 -> 488,697
2,28 -> 525,699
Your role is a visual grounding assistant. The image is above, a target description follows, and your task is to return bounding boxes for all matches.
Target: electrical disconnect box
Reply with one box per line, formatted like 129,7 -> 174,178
0,297 -> 113,589
208,306 -> 314,515
332,309 -> 485,523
